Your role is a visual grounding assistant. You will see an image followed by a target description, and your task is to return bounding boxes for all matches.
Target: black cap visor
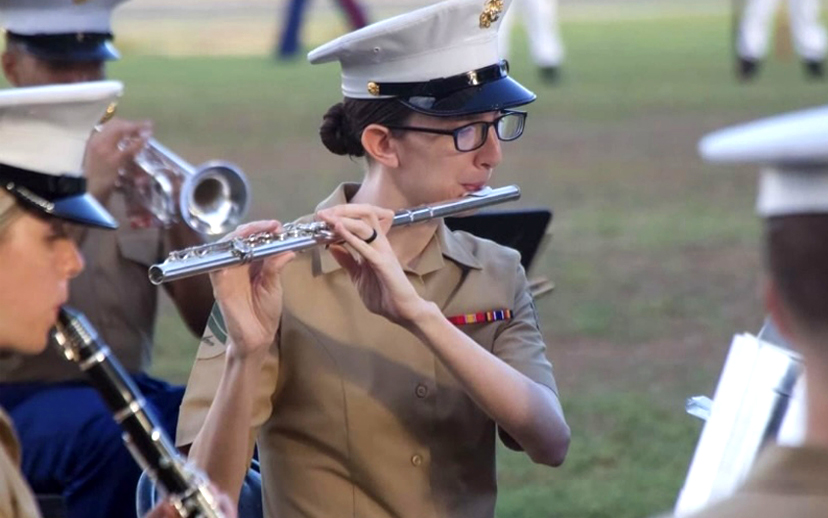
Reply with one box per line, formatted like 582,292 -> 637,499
0,165 -> 117,229
51,193 -> 118,229
8,186 -> 118,230
8,32 -> 120,62
400,75 -> 536,117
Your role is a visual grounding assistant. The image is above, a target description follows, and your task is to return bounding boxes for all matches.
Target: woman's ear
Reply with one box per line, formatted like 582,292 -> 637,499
361,123 -> 400,168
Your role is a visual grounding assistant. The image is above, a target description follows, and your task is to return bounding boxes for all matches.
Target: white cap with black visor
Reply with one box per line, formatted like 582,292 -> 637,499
0,81 -> 122,229
0,0 -> 128,62
307,0 -> 536,117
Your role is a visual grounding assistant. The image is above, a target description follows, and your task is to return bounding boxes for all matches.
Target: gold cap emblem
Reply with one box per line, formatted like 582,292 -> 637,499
467,70 -> 479,85
367,81 -> 380,96
98,102 -> 118,126
479,0 -> 504,29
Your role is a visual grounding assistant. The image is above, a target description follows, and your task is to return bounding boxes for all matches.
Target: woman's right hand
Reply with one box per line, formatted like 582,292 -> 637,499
209,221 -> 295,360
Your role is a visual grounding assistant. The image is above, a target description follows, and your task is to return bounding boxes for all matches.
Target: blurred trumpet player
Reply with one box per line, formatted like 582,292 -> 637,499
0,1 -> 213,518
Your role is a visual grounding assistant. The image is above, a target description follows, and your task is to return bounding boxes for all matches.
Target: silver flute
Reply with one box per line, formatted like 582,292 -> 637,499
149,184 -> 521,285
53,307 -> 226,518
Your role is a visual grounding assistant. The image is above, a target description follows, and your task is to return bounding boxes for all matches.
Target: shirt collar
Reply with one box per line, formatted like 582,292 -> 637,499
313,183 -> 483,276
437,221 -> 483,270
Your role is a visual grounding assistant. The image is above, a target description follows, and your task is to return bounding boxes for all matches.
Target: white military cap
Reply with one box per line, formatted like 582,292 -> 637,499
699,105 -> 828,217
0,81 -> 122,229
0,0 -> 128,61
308,0 -> 535,116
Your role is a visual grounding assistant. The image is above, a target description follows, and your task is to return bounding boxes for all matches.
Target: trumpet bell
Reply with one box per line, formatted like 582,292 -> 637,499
180,161 -> 250,236
124,138 -> 251,236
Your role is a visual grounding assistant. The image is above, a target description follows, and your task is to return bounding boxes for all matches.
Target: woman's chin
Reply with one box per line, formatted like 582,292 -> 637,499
2,337 -> 49,356
26,337 -> 50,355
24,327 -> 53,355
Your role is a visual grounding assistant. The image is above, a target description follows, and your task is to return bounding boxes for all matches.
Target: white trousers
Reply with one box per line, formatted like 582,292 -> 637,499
737,0 -> 828,61
498,0 -> 564,67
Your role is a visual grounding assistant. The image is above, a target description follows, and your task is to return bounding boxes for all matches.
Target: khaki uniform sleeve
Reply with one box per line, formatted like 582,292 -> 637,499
492,262 -> 558,396
492,262 -> 561,450
176,304 -> 281,452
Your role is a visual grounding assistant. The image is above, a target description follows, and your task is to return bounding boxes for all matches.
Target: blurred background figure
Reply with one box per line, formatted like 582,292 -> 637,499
0,1 -> 214,517
275,0 -> 369,59
682,104 -> 828,518
735,0 -> 827,80
498,0 -> 565,83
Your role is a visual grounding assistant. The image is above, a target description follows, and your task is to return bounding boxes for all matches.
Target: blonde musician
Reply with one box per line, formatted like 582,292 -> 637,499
177,1 -> 570,517
0,2 -> 213,518
0,82 -> 235,518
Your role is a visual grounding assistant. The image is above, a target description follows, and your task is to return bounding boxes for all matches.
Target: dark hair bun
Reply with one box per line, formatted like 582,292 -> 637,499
320,102 -> 365,157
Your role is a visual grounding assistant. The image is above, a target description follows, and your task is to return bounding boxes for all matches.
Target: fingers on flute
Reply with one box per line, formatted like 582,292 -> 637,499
327,217 -> 383,261
259,250 -> 296,291
222,220 -> 284,241
317,208 -> 379,239
318,204 -> 394,231
210,220 -> 287,294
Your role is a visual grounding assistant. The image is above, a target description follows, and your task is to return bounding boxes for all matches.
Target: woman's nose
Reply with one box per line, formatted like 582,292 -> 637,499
60,239 -> 85,279
476,126 -> 503,169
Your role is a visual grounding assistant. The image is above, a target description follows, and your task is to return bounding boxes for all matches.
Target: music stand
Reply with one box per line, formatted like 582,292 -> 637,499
445,208 -> 554,297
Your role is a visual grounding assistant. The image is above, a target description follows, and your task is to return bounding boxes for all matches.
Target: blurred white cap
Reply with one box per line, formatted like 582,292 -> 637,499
0,0 -> 129,61
699,105 -> 828,217
0,81 -> 122,228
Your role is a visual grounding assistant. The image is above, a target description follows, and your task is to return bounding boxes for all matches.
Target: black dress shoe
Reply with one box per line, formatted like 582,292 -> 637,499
737,58 -> 760,81
539,66 -> 560,84
804,60 -> 825,79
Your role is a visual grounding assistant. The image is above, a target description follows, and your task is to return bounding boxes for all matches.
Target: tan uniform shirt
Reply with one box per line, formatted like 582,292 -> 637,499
0,408 -> 41,518
177,184 -> 559,518
687,446 -> 828,518
0,193 -> 166,383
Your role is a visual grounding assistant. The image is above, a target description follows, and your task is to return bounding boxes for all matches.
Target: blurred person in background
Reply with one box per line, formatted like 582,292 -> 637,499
685,105 -> 828,516
735,0 -> 827,80
498,0 -> 564,84
275,0 -> 369,59
0,1 -> 213,517
0,81 -> 231,518
176,1 -> 570,516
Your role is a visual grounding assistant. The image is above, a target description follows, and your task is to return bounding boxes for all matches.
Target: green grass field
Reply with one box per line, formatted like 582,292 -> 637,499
37,7 -> 828,518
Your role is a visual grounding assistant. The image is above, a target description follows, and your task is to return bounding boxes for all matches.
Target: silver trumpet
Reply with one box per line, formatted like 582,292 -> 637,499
125,139 -> 250,236
149,185 -> 521,285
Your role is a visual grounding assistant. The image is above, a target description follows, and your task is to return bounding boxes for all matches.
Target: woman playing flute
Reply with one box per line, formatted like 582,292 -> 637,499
178,1 -> 570,516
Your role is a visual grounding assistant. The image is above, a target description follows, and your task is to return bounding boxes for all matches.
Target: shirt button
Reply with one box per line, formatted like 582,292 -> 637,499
415,384 -> 428,398
411,454 -> 423,467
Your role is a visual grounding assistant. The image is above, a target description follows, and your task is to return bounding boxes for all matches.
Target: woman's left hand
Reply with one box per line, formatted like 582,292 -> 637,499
317,204 -> 429,326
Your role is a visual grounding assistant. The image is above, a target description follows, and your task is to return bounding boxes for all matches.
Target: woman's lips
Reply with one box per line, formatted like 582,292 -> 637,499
461,183 -> 486,192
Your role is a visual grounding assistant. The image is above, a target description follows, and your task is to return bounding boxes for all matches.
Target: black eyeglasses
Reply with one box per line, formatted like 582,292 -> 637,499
384,110 -> 527,152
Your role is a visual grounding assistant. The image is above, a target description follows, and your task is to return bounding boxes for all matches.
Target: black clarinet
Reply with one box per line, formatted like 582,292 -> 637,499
52,306 -> 226,518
